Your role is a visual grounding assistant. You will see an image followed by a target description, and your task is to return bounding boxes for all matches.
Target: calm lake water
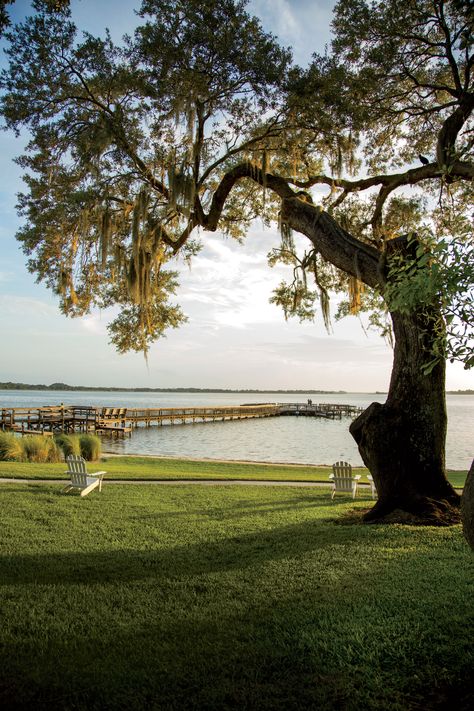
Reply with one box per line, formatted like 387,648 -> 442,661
1,390 -> 472,469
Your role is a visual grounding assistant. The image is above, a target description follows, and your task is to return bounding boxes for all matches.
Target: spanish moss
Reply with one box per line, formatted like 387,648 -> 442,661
349,276 -> 364,314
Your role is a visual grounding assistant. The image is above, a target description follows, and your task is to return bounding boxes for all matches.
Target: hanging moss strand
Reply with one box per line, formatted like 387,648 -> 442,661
262,148 -> 268,209
100,208 -> 112,270
349,276 -> 365,314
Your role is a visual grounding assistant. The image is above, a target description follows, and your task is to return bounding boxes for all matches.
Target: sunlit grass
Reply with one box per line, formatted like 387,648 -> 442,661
0,455 -> 468,488
1,483 -> 472,709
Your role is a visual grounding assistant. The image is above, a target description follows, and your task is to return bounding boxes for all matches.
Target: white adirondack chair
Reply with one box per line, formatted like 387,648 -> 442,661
329,461 -> 361,499
63,455 -> 106,497
367,474 -> 377,499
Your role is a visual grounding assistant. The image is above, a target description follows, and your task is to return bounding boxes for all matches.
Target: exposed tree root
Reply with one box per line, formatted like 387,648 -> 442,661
335,499 -> 461,527
362,496 -> 461,526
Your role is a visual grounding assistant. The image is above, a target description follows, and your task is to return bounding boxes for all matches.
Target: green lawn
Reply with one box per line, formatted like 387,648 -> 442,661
1,482 -> 473,710
0,455 -> 468,488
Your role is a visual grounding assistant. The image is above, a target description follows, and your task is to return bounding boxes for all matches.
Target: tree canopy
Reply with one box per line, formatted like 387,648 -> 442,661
0,0 -> 472,361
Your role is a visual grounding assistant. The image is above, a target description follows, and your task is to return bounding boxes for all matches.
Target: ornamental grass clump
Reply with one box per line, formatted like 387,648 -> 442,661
55,433 -> 81,458
23,435 -> 61,463
79,434 -> 101,461
0,431 -> 26,461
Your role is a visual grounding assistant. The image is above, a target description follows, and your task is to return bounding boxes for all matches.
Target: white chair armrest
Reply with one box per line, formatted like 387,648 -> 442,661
329,473 -> 334,480
354,475 -> 361,480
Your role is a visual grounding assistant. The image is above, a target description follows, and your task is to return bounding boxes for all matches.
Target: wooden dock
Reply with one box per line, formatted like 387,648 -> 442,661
0,402 -> 364,438
125,404 -> 280,427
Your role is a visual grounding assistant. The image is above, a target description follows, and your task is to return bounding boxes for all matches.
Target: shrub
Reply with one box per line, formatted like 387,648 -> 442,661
0,431 -> 26,461
79,434 -> 101,461
55,433 -> 81,458
47,439 -> 62,463
23,435 -> 61,463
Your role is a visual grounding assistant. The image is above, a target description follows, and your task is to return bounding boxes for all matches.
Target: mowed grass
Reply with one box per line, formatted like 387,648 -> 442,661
1,483 -> 473,710
0,455 -> 468,488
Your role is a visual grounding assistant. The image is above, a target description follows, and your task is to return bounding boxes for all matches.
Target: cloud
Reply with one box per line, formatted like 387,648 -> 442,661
260,337 -> 391,367
250,0 -> 299,42
248,0 -> 334,64
173,228 -> 291,329
0,294 -> 58,317
81,314 -> 108,335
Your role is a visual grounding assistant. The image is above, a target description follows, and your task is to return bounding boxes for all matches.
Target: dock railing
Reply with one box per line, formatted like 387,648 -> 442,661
125,404 -> 280,426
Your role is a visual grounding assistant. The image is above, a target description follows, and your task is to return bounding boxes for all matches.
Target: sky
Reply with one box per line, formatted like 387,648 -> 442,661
0,0 -> 472,392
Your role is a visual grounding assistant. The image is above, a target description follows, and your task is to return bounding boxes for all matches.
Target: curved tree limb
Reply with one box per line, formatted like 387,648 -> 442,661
280,197 -> 381,289
196,160 -> 381,289
436,94 -> 474,170
203,161 -> 294,231
291,162 -> 454,194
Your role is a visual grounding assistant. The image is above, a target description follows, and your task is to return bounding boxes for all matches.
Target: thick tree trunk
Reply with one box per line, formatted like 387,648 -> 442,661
350,307 -> 460,524
280,197 -> 460,524
461,460 -> 474,549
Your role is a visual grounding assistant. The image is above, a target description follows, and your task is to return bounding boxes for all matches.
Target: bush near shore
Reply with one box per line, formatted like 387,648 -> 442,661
0,432 -> 101,463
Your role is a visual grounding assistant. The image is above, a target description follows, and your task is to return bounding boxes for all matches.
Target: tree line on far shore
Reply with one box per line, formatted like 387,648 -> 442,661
0,382 -> 352,394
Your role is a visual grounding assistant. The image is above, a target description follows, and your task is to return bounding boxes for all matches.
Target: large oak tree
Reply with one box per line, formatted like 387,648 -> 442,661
1,0 -> 472,522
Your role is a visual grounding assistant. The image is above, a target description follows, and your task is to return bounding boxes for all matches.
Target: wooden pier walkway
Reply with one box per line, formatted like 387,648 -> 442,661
0,402 -> 364,438
126,404 -> 281,427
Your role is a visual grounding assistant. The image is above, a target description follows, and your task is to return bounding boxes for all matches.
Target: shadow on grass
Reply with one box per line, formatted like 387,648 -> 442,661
133,493 -> 342,520
1,534 -> 473,711
0,513 -> 375,587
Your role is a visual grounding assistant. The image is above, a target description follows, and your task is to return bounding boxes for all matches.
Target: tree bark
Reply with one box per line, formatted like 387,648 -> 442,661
461,460 -> 474,549
350,307 -> 460,523
282,196 -> 461,524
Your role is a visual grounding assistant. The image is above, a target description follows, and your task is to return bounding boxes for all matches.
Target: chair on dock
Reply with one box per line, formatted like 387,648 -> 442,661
329,461 -> 361,499
367,474 -> 377,499
63,455 -> 106,497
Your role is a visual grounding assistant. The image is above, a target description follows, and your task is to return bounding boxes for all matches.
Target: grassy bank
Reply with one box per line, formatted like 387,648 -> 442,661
1,483 -> 473,710
0,455 -> 468,488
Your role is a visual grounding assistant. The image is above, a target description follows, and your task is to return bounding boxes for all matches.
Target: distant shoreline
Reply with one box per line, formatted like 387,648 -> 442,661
0,382 -> 472,395
0,381 -> 350,394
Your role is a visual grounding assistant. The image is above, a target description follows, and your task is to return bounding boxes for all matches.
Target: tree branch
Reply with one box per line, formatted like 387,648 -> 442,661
197,117 -> 284,187
281,198 -> 381,289
436,0 -> 463,95
203,161 -> 294,230
293,163 -> 443,194
436,94 -> 474,169
198,161 -> 381,289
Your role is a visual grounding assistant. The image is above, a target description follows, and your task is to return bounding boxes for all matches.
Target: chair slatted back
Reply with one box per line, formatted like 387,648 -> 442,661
66,455 -> 88,487
332,461 -> 354,491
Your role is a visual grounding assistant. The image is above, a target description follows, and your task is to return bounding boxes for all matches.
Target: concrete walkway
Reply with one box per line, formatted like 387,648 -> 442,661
1,479 -> 463,497
0,477 -> 373,489
1,478 -> 463,495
